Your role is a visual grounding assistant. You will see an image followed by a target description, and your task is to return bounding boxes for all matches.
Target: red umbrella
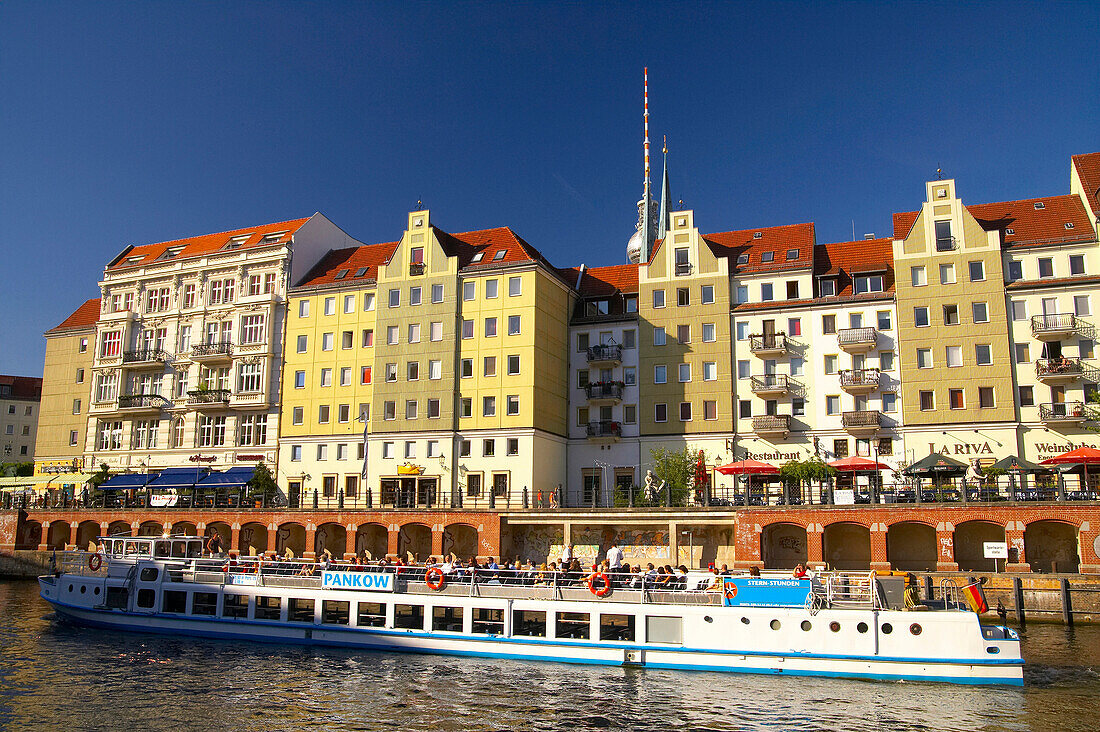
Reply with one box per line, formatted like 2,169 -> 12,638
715,459 -> 779,475
828,456 -> 890,471
1040,447 -> 1100,465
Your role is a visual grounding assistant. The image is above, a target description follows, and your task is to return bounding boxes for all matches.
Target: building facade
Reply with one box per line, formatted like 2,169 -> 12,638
0,375 -> 43,462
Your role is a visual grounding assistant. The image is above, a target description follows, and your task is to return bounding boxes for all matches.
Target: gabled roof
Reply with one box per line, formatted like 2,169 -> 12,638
0,375 -> 43,400
814,238 -> 895,297
563,264 -> 640,297
703,223 -> 816,274
46,298 -> 101,334
893,195 -> 1094,248
294,241 -> 398,288
106,217 -> 311,271
432,226 -> 541,270
1072,152 -> 1100,216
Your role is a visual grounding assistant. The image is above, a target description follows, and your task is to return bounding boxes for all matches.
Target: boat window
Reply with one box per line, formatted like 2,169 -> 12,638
770,620 -> 781,630
472,608 -> 505,635
432,606 -> 464,632
646,616 -> 682,645
171,541 -> 187,558
187,542 -> 203,558
357,602 -> 386,628
829,622 -> 841,632
289,598 -> 315,623
599,614 -> 635,641
910,623 -> 922,636
162,590 -> 187,614
801,621 -> 812,632
193,592 -> 218,616
137,589 -> 156,609
106,587 -> 129,610
154,541 -> 170,557
881,623 -> 893,634
394,604 -> 424,630
512,609 -> 546,637
555,611 -> 590,640
223,594 -> 249,619
255,596 -> 281,620
322,600 -> 350,625
139,567 -> 159,582
857,622 -> 869,634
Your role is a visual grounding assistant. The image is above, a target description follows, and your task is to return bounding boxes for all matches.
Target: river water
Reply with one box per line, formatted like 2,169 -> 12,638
0,580 -> 1098,731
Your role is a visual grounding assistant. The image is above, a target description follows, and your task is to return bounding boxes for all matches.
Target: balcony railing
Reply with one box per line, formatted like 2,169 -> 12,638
117,394 -> 167,410
749,333 -> 787,353
1031,313 -> 1092,339
839,368 -> 881,389
584,382 -> 625,401
409,262 -> 426,276
752,415 -> 791,434
1039,402 -> 1088,421
191,342 -> 233,359
1035,358 -> 1088,380
186,389 -> 231,405
122,348 -> 168,364
750,374 -> 789,393
836,327 -> 877,349
586,344 -> 623,364
935,236 -> 958,252
674,262 -> 693,276
842,410 -> 882,430
585,420 -> 622,439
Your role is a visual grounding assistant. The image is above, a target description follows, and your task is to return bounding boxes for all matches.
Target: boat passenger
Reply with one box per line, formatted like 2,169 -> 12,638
792,563 -> 809,579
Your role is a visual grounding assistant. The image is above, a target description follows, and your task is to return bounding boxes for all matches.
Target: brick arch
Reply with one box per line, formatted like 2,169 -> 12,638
276,522 -> 306,558
443,523 -> 479,560
954,520 -> 1006,571
46,520 -> 72,550
240,522 -> 268,555
205,522 -> 232,553
761,522 -> 807,569
823,522 -> 871,570
884,517 -> 937,529
398,522 -> 432,561
76,520 -> 101,550
356,523 -> 388,559
315,522 -> 347,557
1024,519 -> 1080,573
137,521 -> 163,537
886,521 -> 937,571
106,520 -> 132,537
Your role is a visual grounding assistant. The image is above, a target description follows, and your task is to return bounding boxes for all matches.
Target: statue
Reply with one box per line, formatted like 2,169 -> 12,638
644,470 -> 666,502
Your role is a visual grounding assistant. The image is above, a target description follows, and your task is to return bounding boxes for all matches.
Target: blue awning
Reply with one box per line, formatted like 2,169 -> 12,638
100,473 -> 152,490
147,467 -> 209,490
198,466 -> 256,488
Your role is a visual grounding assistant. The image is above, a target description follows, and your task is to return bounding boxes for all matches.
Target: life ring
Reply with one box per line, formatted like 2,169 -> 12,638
425,567 -> 446,591
87,554 -> 102,572
588,572 -> 612,598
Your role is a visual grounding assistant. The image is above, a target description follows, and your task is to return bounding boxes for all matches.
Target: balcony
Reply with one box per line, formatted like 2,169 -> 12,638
674,262 -> 693,276
409,262 -> 426,276
122,348 -> 169,368
116,394 -> 168,414
586,344 -> 623,366
1031,313 -> 1094,341
749,333 -> 788,357
1035,358 -> 1098,384
585,420 -> 622,442
935,236 -> 958,252
750,374 -> 790,396
842,410 -> 882,435
584,381 -> 624,404
1039,402 -> 1089,425
836,327 -> 877,353
752,414 -> 791,438
839,368 -> 880,395
191,342 -> 233,363
186,389 -> 231,408
230,392 -> 270,410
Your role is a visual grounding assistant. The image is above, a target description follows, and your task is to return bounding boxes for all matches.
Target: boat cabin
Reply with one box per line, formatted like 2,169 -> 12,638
99,536 -> 204,560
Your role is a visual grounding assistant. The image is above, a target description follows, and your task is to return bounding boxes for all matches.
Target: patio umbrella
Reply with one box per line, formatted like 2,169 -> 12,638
715,459 -> 779,475
904,452 -> 968,476
828,456 -> 890,471
989,455 -> 1049,474
1042,447 -> 1100,496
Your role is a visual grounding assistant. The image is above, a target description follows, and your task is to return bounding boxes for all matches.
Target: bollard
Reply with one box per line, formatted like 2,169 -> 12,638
1061,578 -> 1073,627
523,487 -> 529,509
489,490 -> 496,509
366,488 -> 373,509
1013,577 -> 1026,626
339,491 -> 344,509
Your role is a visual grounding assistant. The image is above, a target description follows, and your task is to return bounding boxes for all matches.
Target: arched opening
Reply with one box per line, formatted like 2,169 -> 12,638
205,522 -> 231,554
398,523 -> 432,562
443,524 -> 479,560
887,522 -> 937,571
240,522 -> 269,556
1024,520 -> 1080,574
356,524 -> 388,559
15,520 -> 42,550
761,523 -> 807,569
823,522 -> 871,570
171,521 -> 197,537
315,523 -> 347,558
76,520 -> 101,550
137,521 -> 163,537
276,522 -> 306,558
47,521 -> 72,550
107,520 -> 132,538
954,521 -> 1006,571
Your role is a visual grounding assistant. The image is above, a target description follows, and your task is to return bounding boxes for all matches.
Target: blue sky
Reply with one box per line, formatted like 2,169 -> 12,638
1,1 -> 1096,376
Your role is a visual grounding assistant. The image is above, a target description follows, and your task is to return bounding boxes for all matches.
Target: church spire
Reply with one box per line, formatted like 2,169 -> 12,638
658,135 -> 672,239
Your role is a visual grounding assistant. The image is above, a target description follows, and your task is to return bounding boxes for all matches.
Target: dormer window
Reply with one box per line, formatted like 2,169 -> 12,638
261,232 -> 286,243
1065,222 -> 1076,230
786,249 -> 799,261
156,246 -> 185,261
334,269 -> 349,280
1005,228 -> 1015,235
126,256 -> 144,265
354,267 -> 369,277
493,250 -> 507,261
737,253 -> 749,265
1034,201 -> 1045,210
223,235 -> 251,251
819,278 -> 837,297
761,251 -> 775,263
753,232 -> 763,239
471,252 -> 485,263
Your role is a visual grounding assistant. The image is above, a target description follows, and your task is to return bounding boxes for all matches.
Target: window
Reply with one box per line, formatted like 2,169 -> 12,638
1075,295 -> 1091,316
979,387 -> 995,408
384,363 -> 397,383
739,400 -> 751,419
913,307 -> 929,327
943,304 -> 959,325
700,285 -> 714,304
761,251 -> 775,263
407,362 -> 419,381
291,445 -> 302,462
361,366 -> 372,384
238,414 -> 267,446
736,322 -> 748,341
882,392 -> 897,413
736,285 -> 748,303
790,357 -> 804,376
461,319 -> 473,339
652,289 -> 665,308
484,318 -> 497,337
324,296 -> 336,315
792,398 -> 805,416
483,396 -> 496,417
822,315 -> 836,334
72,398 -> 81,415
761,283 -> 773,301
919,391 -> 935,411
623,366 -> 635,385
876,310 -> 892,331
787,279 -> 800,299
703,362 -> 717,381
383,401 -> 396,420
321,332 -> 334,351
968,301 -> 989,324
1011,300 -> 1027,321
388,289 -> 400,307
679,402 -> 692,421
506,396 -> 519,416
382,442 -> 395,459
483,439 -> 495,457
408,323 -> 421,343
826,395 -> 840,415
949,389 -> 964,409
79,337 -> 88,353
916,349 -> 932,369
968,260 -> 985,282
238,362 -> 263,392
678,363 -> 691,382
854,275 -> 883,294
240,314 -> 265,345
911,266 -> 927,287
508,276 -> 522,296
508,315 -> 521,336
341,330 -> 354,350
1019,385 -> 1034,406
426,398 -> 440,419
677,288 -> 689,306
403,440 -> 416,458
506,355 -> 520,376
975,344 -> 992,366
654,365 -> 667,384
101,331 -> 122,358
624,404 -> 637,424
197,416 -> 227,447
653,327 -> 666,346
1082,339 -> 1096,359
623,329 -> 636,349
362,329 -> 373,347
677,324 -> 690,344
946,346 -> 962,367
701,323 -> 715,342
363,293 -> 375,311
409,286 -> 422,306
320,368 -> 332,387
1070,255 -> 1086,276
318,405 -> 330,424
1008,261 -> 1023,281
654,403 -> 667,422
934,220 -> 953,251
939,263 -> 956,284
427,359 -> 442,380
484,356 -> 496,377
292,407 -> 303,425
824,355 -> 837,374
1038,258 -> 1054,278
879,351 -> 894,371
386,326 -> 398,345
788,318 -> 801,336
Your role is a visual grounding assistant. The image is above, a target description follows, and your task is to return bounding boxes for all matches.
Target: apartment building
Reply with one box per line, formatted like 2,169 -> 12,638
0,374 -> 42,462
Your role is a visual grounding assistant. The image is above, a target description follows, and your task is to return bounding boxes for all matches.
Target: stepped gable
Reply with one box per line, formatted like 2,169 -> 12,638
894,195 -> 1093,248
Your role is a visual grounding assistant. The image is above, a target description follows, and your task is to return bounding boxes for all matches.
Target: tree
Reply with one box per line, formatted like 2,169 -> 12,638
248,461 -> 279,503
649,447 -> 710,506
779,457 -> 836,502
89,462 -> 111,487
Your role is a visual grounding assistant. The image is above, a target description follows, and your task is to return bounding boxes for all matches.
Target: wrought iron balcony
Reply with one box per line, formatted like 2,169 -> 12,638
750,374 -> 789,395
585,420 -> 622,440
1039,402 -> 1088,423
409,262 -> 426,276
836,327 -> 877,352
116,394 -> 167,412
839,368 -> 881,394
122,348 -> 168,365
1031,313 -> 1093,341
586,344 -> 623,365
749,333 -> 788,356
752,414 -> 791,436
842,410 -> 882,433
1035,358 -> 1097,383
935,236 -> 958,252
674,262 -> 693,276
186,389 -> 231,406
584,381 -> 624,402
191,342 -> 233,361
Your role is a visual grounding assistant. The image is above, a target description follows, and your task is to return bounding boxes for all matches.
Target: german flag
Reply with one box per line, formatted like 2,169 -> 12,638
962,582 -> 988,614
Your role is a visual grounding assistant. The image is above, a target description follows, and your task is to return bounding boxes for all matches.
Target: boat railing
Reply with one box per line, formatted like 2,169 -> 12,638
808,571 -> 882,611
939,577 -> 965,611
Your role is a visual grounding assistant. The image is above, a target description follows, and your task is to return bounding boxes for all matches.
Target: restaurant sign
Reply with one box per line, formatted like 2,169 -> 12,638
322,571 -> 394,592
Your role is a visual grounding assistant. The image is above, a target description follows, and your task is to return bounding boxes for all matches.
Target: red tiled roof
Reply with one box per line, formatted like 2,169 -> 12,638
893,195 -> 1094,248
0,375 -> 43,400
814,238 -> 895,297
46,298 -> 101,333
1073,152 -> 1100,216
295,241 -> 398,287
107,218 -> 311,271
703,223 -> 817,274
566,264 -> 639,296
432,226 -> 541,270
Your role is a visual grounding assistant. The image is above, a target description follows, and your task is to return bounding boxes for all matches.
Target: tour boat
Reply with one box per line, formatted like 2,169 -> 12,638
38,536 -> 1023,686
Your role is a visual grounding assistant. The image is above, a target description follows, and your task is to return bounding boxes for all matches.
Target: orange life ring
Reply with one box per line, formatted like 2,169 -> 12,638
588,572 -> 612,598
425,567 -> 446,591
88,554 -> 102,572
